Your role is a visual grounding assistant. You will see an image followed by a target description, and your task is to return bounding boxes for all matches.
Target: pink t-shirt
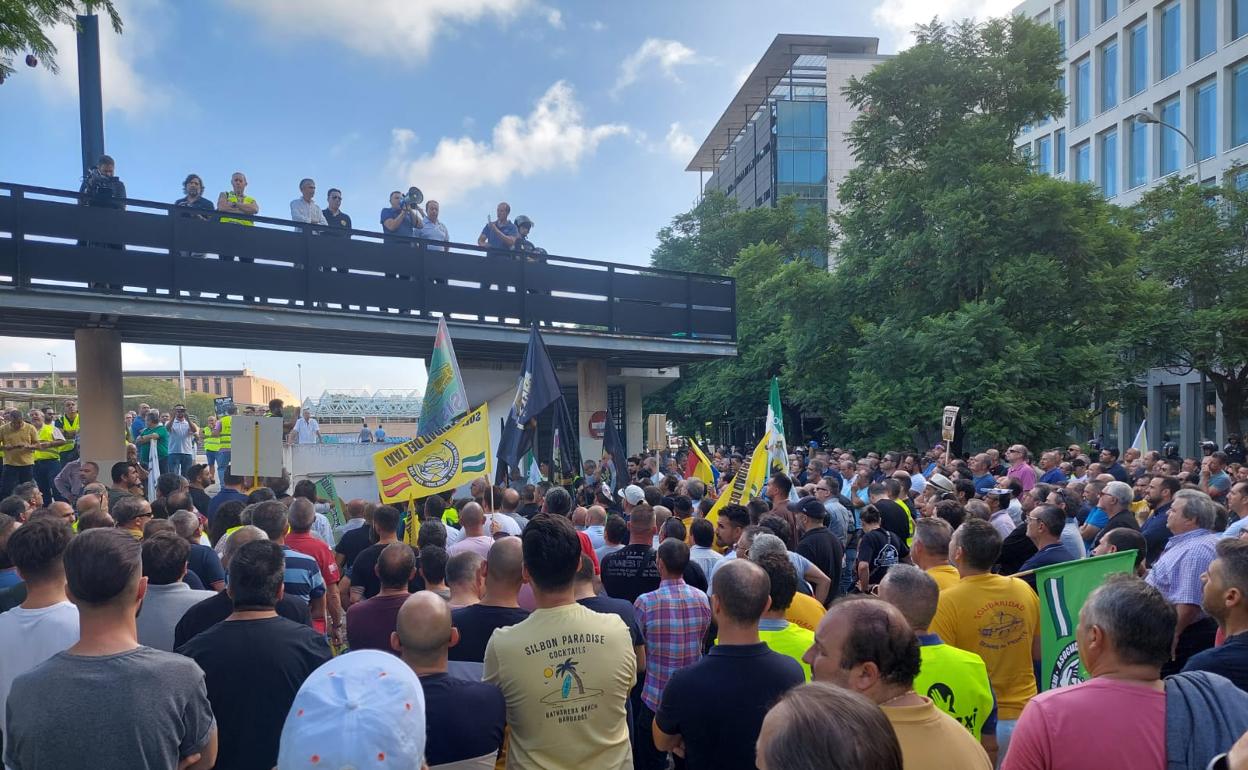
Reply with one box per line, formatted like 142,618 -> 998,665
1007,463 -> 1037,492
1002,678 -> 1165,770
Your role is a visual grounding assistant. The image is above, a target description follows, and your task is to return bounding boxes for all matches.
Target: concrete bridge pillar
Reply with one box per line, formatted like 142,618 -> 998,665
577,359 -> 607,464
74,327 -> 125,469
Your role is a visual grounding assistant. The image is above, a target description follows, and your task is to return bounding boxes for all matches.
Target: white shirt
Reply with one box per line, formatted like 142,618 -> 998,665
0,601 -> 79,749
483,513 -> 522,537
292,417 -> 320,444
290,197 -> 328,225
689,545 -> 723,580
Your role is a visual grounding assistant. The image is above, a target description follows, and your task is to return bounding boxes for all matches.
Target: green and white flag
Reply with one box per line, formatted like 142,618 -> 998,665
418,318 -> 469,437
765,377 -> 796,500
1036,550 -> 1136,691
313,474 -> 346,532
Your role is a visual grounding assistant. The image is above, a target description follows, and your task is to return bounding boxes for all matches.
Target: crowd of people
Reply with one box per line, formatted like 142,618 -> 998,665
3,411 -> 1248,768
80,155 -> 547,256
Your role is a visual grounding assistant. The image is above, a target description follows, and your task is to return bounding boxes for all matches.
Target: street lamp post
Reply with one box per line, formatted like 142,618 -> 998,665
46,353 -> 56,397
297,363 -> 303,407
1133,108 -> 1203,184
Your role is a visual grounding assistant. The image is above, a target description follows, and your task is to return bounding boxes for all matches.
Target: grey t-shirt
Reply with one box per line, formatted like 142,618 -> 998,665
5,646 -> 215,770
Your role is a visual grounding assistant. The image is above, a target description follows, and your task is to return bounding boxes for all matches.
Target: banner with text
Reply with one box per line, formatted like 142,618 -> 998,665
373,404 -> 491,503
1036,550 -> 1136,691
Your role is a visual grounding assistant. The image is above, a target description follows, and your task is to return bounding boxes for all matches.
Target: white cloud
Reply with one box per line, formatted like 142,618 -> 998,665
613,38 -> 698,95
7,362 -> 32,372
544,7 -> 564,29
27,0 -> 173,116
587,19 -> 606,32
227,0 -> 533,60
871,0 -> 1019,50
663,122 -> 697,161
387,80 -> 628,204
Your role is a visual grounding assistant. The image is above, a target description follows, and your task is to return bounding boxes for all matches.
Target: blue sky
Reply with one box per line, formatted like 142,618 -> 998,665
0,0 -> 1007,398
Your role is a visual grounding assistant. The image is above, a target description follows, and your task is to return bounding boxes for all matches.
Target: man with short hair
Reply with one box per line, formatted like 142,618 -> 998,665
970,454 -> 996,496
1099,446 -> 1130,483
633,539 -> 711,770
251,501 -> 327,632
447,502 -> 494,559
484,514 -> 636,769
6,529 -> 217,770
806,597 -> 992,770
1037,450 -> 1067,485
870,480 -> 913,557
446,550 -> 485,609
112,495 -> 153,538
0,409 -> 39,500
597,514 -> 628,562
136,532 -> 217,651
345,505 -> 422,605
449,536 -> 529,680
688,517 -> 722,579
584,505 -> 608,549
346,541 -> 417,653
912,517 -> 960,591
1148,489 -> 1222,675
290,177 -> 328,225
1184,538 -> 1248,691
879,565 -> 997,759
1223,480 -> 1248,539
206,468 -> 247,522
0,517 -> 78,751
792,495 -> 844,604
1089,480 -> 1140,551
765,474 -> 799,548
177,539 -> 331,770
856,504 -> 903,593
1004,445 -> 1037,491
653,559 -> 804,769
750,552 -> 815,679
930,519 -> 1039,757
169,509 -> 226,592
52,458 -> 97,505
1141,474 -> 1181,563
1003,576 -> 1248,770
1017,504 -> 1074,580
601,504 -> 661,603
287,408 -> 321,445
322,187 -> 351,231
478,202 -> 518,251
393,591 -> 505,767
285,497 -> 343,639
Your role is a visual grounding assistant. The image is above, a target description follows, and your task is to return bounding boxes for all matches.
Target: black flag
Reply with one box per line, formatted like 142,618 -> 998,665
601,410 -> 629,499
496,326 -> 577,483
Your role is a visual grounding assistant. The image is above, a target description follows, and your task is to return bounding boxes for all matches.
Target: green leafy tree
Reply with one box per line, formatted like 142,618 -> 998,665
1130,177 -> 1248,434
824,17 -> 1140,448
0,1 -> 121,81
28,377 -> 216,425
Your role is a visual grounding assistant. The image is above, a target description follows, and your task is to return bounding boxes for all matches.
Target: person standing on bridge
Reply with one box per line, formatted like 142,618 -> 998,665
290,178 -> 327,227
418,200 -> 448,251
478,202 -> 518,253
288,409 -> 321,446
217,172 -> 260,266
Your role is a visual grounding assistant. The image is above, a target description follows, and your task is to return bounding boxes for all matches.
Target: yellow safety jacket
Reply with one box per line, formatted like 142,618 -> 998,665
54,413 -> 78,455
34,424 -> 61,461
203,425 -> 221,453
218,415 -> 233,451
220,193 -> 256,226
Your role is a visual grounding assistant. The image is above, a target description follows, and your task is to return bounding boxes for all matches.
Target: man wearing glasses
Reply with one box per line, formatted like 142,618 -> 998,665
322,188 -> 351,231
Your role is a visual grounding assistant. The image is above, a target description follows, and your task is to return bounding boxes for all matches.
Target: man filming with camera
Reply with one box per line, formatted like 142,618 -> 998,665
79,155 -> 126,211
380,190 -> 422,243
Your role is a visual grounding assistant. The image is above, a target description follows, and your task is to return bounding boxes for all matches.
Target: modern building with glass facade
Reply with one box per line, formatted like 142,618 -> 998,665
1014,0 -> 1248,454
687,35 -> 889,268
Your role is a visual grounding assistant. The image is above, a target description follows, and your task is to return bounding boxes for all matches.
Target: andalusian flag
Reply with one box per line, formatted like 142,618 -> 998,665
1131,420 -> 1149,454
418,318 -> 469,437
685,438 -> 718,486
374,404 -> 491,503
765,377 -> 789,475
1036,550 -> 1136,691
705,432 -> 770,526
313,474 -> 347,531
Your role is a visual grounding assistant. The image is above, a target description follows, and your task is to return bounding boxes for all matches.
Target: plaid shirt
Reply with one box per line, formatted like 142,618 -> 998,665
634,578 -> 711,711
1146,528 -> 1219,607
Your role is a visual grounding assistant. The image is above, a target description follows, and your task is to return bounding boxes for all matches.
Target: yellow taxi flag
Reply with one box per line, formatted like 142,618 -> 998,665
705,432 -> 770,527
373,404 -> 491,504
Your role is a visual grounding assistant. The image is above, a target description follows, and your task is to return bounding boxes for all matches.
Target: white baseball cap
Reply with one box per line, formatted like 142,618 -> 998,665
277,650 -> 426,769
623,485 -> 645,505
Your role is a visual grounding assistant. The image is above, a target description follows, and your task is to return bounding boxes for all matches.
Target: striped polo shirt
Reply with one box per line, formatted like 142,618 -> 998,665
280,545 -> 326,605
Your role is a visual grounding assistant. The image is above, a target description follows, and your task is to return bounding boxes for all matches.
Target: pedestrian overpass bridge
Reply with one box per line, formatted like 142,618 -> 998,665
0,182 -> 737,466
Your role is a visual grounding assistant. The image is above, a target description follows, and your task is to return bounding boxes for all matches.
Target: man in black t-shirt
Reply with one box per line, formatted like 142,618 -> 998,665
600,504 -> 706,602
856,505 -> 902,593
869,481 -> 912,560
346,506 -> 422,603
396,591 -> 506,767
448,537 -> 528,680
177,540 -> 331,770
792,496 -> 844,604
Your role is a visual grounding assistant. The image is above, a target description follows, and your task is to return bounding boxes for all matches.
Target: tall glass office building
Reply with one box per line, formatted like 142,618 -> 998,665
687,35 -> 889,268
1014,0 -> 1248,454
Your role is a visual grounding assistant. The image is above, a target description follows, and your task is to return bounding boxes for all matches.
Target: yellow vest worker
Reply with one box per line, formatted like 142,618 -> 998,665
34,424 -> 62,462
53,413 -> 78,456
203,425 -> 221,453
219,192 -> 256,226
218,415 -> 233,451
915,633 -> 997,741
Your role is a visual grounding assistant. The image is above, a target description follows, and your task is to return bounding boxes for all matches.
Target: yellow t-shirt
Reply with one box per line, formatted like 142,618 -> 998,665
930,573 -> 1039,720
0,423 -> 39,467
759,621 -> 814,681
884,699 -> 992,770
483,602 -> 636,770
927,564 -> 961,592
784,591 -> 826,632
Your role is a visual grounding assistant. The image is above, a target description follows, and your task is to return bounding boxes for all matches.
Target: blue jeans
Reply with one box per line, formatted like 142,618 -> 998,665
996,718 -> 1017,768
166,453 -> 193,478
841,546 -> 857,595
217,450 -> 231,475
33,458 -> 61,505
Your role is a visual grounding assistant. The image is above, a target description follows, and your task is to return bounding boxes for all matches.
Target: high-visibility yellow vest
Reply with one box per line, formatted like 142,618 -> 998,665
220,193 -> 256,226
915,641 -> 996,741
34,424 -> 60,461
218,415 -> 233,450
203,425 -> 221,453
54,413 -> 78,455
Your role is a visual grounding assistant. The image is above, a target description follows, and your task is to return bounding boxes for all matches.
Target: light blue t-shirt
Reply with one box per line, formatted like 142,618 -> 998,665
480,220 -> 518,250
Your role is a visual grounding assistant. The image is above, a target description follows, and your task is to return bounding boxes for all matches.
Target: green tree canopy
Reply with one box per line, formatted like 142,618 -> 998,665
0,1 -> 121,80
1129,177 -> 1248,434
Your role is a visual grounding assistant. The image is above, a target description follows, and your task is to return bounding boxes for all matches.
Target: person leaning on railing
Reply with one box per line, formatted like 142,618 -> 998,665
217,171 -> 260,265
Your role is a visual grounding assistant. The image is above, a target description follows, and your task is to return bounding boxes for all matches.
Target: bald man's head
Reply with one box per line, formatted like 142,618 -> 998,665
485,536 -> 524,589
377,542 -> 416,590
501,488 -> 520,512
459,502 -> 484,530
393,591 -> 454,668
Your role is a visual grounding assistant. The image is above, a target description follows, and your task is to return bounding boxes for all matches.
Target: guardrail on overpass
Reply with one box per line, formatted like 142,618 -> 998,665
0,182 -> 736,342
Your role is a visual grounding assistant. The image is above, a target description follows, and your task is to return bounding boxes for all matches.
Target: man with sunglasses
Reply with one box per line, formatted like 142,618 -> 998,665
322,188 -> 351,232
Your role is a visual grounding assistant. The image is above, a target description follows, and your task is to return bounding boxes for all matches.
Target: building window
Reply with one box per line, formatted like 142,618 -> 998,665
1037,134 -> 1053,175
1129,23 -> 1148,96
1160,2 -> 1180,79
1194,0 -> 1215,60
1234,63 -> 1248,148
1101,0 -> 1117,23
1076,0 -> 1091,39
1100,128 -> 1119,197
1056,2 -> 1068,54
1056,128 -> 1067,174
1194,80 -> 1216,160
1130,117 -> 1149,187
1237,0 -> 1248,40
1159,96 -> 1182,175
1075,141 -> 1092,182
1100,40 -> 1118,111
1075,58 -> 1091,125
